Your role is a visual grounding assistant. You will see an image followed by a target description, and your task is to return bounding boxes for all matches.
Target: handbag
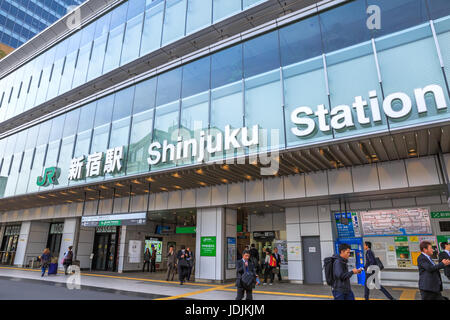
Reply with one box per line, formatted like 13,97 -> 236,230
178,258 -> 188,268
375,257 -> 384,270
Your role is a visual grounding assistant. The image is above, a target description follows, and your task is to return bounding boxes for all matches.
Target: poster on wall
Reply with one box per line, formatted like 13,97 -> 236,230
200,237 -> 216,256
394,236 -> 412,268
227,237 -> 236,269
334,212 -> 361,238
145,238 -> 162,263
360,207 -> 432,236
287,243 -> 301,260
128,240 -> 142,264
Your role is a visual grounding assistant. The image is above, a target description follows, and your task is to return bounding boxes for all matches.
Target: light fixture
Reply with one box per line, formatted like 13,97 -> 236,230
132,179 -> 142,184
221,178 -> 228,183
146,177 -> 155,182
196,169 -> 204,174
172,173 -> 181,178
198,182 -> 207,186
115,182 -> 124,187
221,164 -> 229,170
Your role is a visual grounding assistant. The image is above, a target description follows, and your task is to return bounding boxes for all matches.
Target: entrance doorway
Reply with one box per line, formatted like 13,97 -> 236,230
302,236 -> 323,284
92,226 -> 119,271
46,223 -> 64,257
0,225 -> 21,265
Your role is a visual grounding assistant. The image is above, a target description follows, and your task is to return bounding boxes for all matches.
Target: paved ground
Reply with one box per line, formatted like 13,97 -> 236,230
0,266 -> 448,300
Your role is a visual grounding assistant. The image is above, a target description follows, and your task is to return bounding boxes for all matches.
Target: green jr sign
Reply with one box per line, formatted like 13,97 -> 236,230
36,167 -> 60,187
431,211 -> 450,219
200,236 -> 216,256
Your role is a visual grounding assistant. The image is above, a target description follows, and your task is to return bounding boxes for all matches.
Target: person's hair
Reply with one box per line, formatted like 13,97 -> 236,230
420,241 -> 432,252
181,245 -> 185,249
440,241 -> 448,250
251,243 -> 255,248
274,247 -> 278,250
169,245 -> 174,249
242,250 -> 250,256
365,241 -> 372,249
266,248 -> 271,254
338,243 -> 351,253
68,246 -> 73,250
43,248 -> 50,254
145,248 -> 150,252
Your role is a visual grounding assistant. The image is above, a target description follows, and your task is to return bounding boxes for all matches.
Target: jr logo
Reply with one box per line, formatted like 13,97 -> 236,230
36,167 -> 60,187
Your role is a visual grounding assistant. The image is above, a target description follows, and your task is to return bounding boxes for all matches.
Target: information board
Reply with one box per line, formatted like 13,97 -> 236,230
360,207 -> 432,236
200,236 -> 216,256
334,212 -> 361,238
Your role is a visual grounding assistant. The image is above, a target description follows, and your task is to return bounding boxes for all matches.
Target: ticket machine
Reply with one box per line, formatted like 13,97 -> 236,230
335,237 -> 365,285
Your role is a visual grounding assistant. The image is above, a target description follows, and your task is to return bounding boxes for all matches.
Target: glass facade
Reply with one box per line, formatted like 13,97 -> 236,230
0,0 -> 449,199
0,0 -> 269,124
0,0 -> 85,49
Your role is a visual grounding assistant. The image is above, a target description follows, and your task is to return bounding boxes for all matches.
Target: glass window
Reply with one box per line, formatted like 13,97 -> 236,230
243,0 -> 265,9
94,95 -> 115,127
156,67 -> 182,106
63,109 -> 81,138
121,12 -> 145,65
48,114 -> 65,142
87,13 -> 111,82
56,135 -> 76,188
34,47 -> 56,106
15,148 -> 33,195
72,23 -> 95,88
140,1 -> 164,55
427,0 -> 450,20
24,54 -> 45,111
26,144 -> 46,194
211,45 -> 242,89
127,108 -> 153,174
103,3 -> 128,74
46,40 -> 68,101
368,0 -> 429,38
133,78 -> 157,115
186,0 -> 212,34
59,31 -> 81,94
182,56 -> 210,98
127,0 -> 146,20
36,120 -> 52,146
243,31 -> 280,78
13,62 -> 34,116
213,0 -> 241,22
25,125 -> 39,150
152,101 -> 179,170
319,0 -> 370,53
78,102 -> 96,132
112,87 -> 134,121
161,0 -> 187,45
279,15 -> 322,67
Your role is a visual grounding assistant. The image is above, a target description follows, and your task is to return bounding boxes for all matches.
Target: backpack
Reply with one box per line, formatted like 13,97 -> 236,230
323,256 -> 337,286
375,257 -> 384,270
269,255 -> 277,267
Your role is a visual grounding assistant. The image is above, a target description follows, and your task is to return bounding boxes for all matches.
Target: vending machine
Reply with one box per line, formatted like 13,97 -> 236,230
335,237 -> 365,285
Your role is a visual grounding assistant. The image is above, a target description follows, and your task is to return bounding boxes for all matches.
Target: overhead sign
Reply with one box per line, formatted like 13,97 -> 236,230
431,211 -> 450,219
81,212 -> 146,227
290,84 -> 447,137
334,212 -> 361,238
36,167 -> 60,187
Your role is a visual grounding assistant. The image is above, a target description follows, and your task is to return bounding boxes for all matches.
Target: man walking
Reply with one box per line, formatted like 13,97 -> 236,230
363,241 -> 394,300
166,245 -> 176,281
236,250 -> 258,300
332,243 -> 362,300
418,240 -> 450,300
438,241 -> 450,280
63,246 -> 74,275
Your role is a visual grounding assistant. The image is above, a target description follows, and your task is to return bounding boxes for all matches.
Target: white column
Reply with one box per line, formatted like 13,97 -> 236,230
117,226 -> 127,273
195,207 -> 226,282
58,218 -> 79,269
15,221 -> 50,267
14,221 -> 31,267
225,208 -> 237,280
285,207 -> 302,283
76,225 -> 95,269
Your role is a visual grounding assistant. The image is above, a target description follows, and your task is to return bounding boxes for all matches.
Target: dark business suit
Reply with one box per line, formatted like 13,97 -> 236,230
438,250 -> 450,280
235,259 -> 256,300
417,253 -> 447,300
364,249 -> 394,300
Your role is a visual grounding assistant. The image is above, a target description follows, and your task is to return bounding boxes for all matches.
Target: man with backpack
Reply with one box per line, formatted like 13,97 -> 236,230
324,243 -> 361,300
236,250 -> 258,300
364,241 -> 395,300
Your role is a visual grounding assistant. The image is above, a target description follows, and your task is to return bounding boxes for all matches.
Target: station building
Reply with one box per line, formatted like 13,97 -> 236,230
0,0 -> 450,288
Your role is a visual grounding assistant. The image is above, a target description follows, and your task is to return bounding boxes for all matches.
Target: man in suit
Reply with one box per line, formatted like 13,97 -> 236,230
273,247 -> 282,282
363,241 -> 394,300
236,250 -> 258,300
417,240 -> 450,300
438,241 -> 450,280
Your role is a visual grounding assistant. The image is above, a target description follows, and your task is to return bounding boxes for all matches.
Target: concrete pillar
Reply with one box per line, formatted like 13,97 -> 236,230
225,208 -> 237,280
58,218 -> 80,269
76,225 -> 95,269
118,226 -> 127,273
195,207 -> 229,283
14,221 -> 50,267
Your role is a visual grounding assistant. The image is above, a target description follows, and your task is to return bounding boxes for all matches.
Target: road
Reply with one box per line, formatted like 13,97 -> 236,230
0,276 -> 167,300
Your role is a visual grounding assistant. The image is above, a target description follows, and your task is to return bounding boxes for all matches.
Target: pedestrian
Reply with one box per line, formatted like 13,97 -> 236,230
417,240 -> 450,300
249,243 -> 260,275
186,247 -> 194,281
332,243 -> 362,300
438,241 -> 450,280
363,241 -> 394,300
150,244 -> 157,272
40,248 -> 51,277
177,245 -> 189,285
143,248 -> 150,272
236,250 -> 258,300
166,245 -> 177,281
273,247 -> 282,282
62,246 -> 74,275
263,248 -> 276,285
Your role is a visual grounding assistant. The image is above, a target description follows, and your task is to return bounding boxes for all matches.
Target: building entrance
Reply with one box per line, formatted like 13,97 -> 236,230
46,222 -> 64,257
92,226 -> 119,271
0,225 -> 21,265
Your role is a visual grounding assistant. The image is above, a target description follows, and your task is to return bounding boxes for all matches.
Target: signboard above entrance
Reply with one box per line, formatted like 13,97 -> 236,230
81,212 -> 147,227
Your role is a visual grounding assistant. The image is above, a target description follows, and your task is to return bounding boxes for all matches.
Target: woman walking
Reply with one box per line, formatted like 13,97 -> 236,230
40,248 -> 51,277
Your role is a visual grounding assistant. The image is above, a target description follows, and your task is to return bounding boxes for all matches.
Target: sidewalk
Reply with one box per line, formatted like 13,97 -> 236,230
0,266 -> 446,300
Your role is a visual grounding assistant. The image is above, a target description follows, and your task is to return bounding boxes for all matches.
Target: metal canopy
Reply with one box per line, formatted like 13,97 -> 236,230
1,124 -> 449,212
